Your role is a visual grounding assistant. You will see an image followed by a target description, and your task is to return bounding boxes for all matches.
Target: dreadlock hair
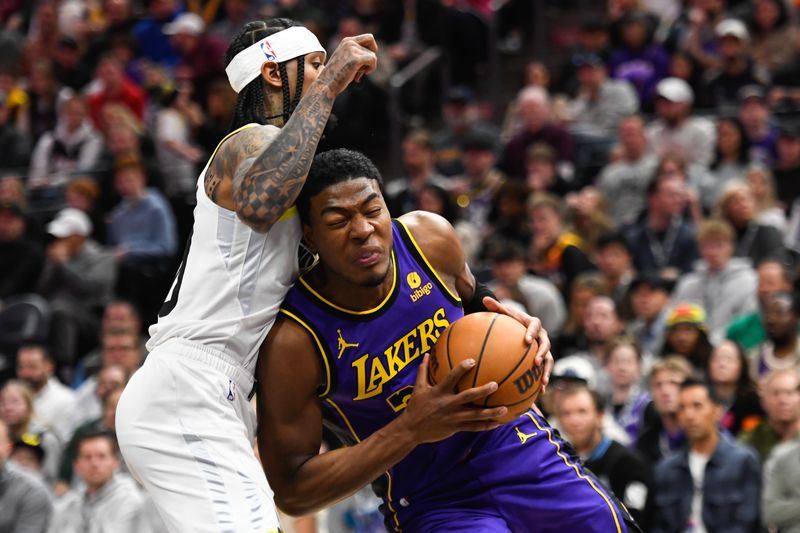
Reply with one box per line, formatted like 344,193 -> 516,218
225,19 -> 306,131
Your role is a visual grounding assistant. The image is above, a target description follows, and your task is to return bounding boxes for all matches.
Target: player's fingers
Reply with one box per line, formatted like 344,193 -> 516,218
415,353 -> 431,388
460,420 -> 505,432
540,350 -> 555,394
455,381 -> 498,404
483,296 -> 538,344
534,326 -> 550,366
438,358 -> 476,392
456,405 -> 508,423
351,33 -> 378,53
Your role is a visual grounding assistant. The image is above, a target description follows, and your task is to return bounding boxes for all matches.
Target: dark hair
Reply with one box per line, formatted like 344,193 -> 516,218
596,231 -> 632,254
18,343 -> 52,362
298,149 -> 383,223
711,116 -> 750,170
75,429 -> 119,458
680,376 -> 722,405
748,0 -> 790,35
561,384 -> 606,413
419,183 -> 460,224
225,19 -> 305,131
661,326 -> 713,372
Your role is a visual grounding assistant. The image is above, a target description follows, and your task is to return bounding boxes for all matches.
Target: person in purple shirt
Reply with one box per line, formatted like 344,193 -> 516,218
257,148 -> 639,532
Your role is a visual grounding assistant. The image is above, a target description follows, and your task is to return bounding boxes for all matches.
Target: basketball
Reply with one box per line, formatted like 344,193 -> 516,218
429,312 -> 543,423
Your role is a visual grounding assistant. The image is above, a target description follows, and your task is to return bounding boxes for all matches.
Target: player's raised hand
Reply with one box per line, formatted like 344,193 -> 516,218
319,34 -> 378,96
396,355 -> 507,444
481,297 -> 554,392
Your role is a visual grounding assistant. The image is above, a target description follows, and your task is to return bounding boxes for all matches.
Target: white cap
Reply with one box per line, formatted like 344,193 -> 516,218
656,77 -> 694,104
551,355 -> 598,390
47,208 -> 92,238
716,18 -> 749,41
163,13 -> 205,36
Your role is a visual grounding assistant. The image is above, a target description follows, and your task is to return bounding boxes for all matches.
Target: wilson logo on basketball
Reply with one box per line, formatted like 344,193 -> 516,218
513,365 -> 544,395
410,282 -> 433,302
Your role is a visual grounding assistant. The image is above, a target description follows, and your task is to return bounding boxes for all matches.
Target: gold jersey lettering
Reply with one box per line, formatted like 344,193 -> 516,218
352,307 -> 451,401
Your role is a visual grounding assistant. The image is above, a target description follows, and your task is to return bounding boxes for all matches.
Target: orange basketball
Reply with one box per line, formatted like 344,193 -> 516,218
429,312 -> 543,424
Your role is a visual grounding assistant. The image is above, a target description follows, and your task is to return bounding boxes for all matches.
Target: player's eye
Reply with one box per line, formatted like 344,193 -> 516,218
311,62 -> 323,70
366,208 -> 382,217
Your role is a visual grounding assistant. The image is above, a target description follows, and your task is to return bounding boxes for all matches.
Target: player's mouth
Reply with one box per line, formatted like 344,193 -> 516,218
354,246 -> 382,267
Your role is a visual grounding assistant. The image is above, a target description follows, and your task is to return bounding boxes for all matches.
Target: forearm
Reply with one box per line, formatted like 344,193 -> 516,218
274,417 -> 416,516
233,78 -> 337,232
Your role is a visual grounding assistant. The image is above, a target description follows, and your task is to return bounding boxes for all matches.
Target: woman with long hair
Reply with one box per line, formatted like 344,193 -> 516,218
707,339 -> 764,437
701,117 -> 751,208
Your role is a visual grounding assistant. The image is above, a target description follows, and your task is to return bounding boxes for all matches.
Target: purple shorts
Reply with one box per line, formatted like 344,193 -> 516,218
389,411 -> 630,533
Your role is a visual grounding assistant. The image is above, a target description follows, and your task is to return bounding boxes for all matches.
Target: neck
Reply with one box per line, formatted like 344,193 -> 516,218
611,383 -> 633,404
85,479 -> 110,497
312,260 -> 395,312
712,381 -> 736,402
623,146 -> 645,162
648,210 -> 671,231
576,432 -> 603,457
690,429 -> 719,456
770,418 -> 800,441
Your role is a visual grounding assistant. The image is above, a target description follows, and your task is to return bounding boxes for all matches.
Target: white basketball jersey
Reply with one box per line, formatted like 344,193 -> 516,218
147,124 -> 301,373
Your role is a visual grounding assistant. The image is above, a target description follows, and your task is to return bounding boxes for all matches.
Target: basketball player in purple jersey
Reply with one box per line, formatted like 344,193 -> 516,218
256,149 -> 639,532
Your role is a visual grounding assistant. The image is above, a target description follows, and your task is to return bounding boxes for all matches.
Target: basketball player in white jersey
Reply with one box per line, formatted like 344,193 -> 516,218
114,19 -> 377,533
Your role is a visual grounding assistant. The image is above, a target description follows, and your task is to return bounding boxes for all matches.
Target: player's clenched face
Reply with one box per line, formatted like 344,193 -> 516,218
305,178 -> 393,287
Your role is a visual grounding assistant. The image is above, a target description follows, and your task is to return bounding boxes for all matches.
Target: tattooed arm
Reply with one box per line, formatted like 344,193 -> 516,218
205,34 -> 378,233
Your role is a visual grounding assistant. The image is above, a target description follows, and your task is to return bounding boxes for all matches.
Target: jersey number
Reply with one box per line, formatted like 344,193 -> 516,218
158,229 -> 193,318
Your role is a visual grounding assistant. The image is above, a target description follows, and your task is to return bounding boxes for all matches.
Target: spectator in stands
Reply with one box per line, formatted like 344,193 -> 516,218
705,19 -> 767,111
727,259 -> 793,351
762,429 -> 800,532
667,50 -> 705,105
775,124 -> 800,213
132,0 -> 181,68
707,339 -> 763,437
738,85 -> 779,166
717,181 -> 787,266
661,303 -> 714,374
557,272 -> 609,353
740,368 -> 800,462
701,117 -> 751,208
58,381 -> 126,494
87,56 -> 146,129
88,0 -> 138,67
164,12 -> 227,100
557,384 -> 651,527
499,87 -> 574,180
49,430 -> 144,533
0,90 -> 29,173
671,219 -> 758,342
597,115 -> 657,226
108,157 -> 176,318
209,0 -> 256,42
64,177 -> 105,242
745,165 -> 786,231
646,78 -> 716,168
604,336 -> 651,445
53,35 -> 92,92
450,130 -> 506,237
487,240 -> 566,337
637,356 -> 692,467
0,418 -> 52,532
747,292 -> 800,381
527,193 -> 594,297
385,129 -> 446,216
11,431 -> 47,479
71,328 -> 142,434
624,172 -> 698,276
0,200 -> 44,300
568,53 -> 639,137
627,271 -> 671,358
0,380 -> 61,485
432,86 -> 499,177
556,19 -> 612,98
608,10 -> 669,109
652,378 -> 761,533
38,207 -> 116,369
28,94 -> 103,203
15,344 -> 76,444
563,296 -> 625,372
524,143 -> 572,197
594,231 -> 635,310
487,180 -> 530,250
22,59 -> 59,146
747,0 -> 800,76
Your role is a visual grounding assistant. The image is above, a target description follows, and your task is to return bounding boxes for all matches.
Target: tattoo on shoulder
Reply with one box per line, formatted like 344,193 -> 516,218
231,87 -> 335,232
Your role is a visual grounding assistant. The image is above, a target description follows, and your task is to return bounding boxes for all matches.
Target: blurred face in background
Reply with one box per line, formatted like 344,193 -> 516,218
607,344 -> 641,388
739,99 -> 769,131
558,389 -> 603,452
75,437 -> 119,491
630,284 -> 669,322
619,116 -> 647,157
518,94 -> 549,131
651,369 -> 685,416
583,297 -> 622,343
667,324 -> 701,355
757,262 -> 790,307
529,205 -> 562,250
678,385 -> 720,443
717,119 -> 743,158
699,236 -> 733,272
708,340 -> 742,385
0,386 -> 29,429
761,372 -> 800,425
723,186 -> 755,227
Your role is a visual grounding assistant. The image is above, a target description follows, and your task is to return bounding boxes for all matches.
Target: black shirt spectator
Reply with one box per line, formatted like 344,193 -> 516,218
0,201 -> 44,300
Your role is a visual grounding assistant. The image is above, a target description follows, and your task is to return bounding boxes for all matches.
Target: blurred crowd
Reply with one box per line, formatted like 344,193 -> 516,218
1,0 -> 800,532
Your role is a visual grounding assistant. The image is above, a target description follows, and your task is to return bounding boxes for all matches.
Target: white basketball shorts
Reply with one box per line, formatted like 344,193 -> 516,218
115,338 -> 282,533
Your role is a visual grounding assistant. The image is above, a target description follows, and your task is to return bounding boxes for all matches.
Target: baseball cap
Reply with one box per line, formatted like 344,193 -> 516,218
738,84 -> 766,104
656,77 -> 694,104
163,13 -> 205,36
47,208 -> 92,238
666,303 -> 708,330
551,356 -> 598,389
716,19 -> 749,41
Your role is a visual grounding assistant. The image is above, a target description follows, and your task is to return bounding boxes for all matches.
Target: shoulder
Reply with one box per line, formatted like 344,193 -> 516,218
398,210 -> 465,278
221,124 -> 280,156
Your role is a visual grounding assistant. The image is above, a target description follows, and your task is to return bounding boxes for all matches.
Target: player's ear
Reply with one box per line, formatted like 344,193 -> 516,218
260,61 -> 282,89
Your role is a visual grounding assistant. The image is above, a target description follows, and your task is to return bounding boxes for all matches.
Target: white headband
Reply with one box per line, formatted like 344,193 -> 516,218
225,26 -> 326,94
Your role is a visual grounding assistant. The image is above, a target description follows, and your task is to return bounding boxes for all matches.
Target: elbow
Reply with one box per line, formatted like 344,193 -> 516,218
233,197 -> 274,234
274,490 -> 318,517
